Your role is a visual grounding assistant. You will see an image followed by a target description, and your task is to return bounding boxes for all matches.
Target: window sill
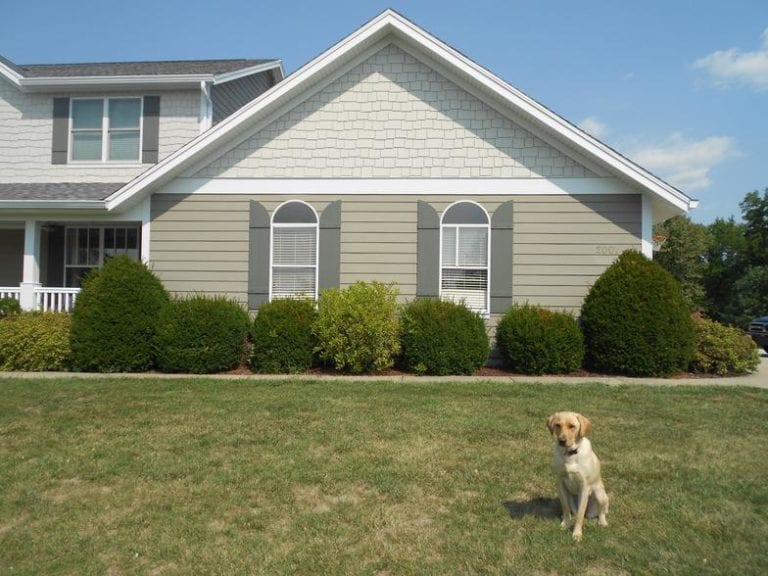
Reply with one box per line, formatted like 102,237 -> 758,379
65,162 -> 147,168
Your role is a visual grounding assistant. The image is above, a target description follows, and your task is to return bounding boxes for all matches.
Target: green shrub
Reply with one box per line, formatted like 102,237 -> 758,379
689,315 -> 760,376
581,250 -> 695,377
250,298 -> 317,374
0,312 -> 71,371
70,256 -> 170,372
495,304 -> 584,375
156,295 -> 250,374
314,281 -> 400,373
400,298 -> 488,375
0,297 -> 21,318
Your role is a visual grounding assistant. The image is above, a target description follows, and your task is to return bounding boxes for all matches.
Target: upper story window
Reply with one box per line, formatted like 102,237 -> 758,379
270,200 -> 319,300
70,98 -> 142,162
440,201 -> 490,314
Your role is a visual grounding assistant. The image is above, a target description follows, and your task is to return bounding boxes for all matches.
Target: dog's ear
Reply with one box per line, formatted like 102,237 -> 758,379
577,414 -> 592,438
546,414 -> 557,434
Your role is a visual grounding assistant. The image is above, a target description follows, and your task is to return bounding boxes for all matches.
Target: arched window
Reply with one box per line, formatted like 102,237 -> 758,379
270,200 -> 318,299
440,201 -> 490,313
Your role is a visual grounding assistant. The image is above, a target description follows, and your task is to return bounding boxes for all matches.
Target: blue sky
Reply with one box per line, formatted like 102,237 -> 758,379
2,0 -> 766,223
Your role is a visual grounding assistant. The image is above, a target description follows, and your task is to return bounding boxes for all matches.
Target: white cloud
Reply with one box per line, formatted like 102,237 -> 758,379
629,133 -> 737,192
578,116 -> 609,139
693,27 -> 768,91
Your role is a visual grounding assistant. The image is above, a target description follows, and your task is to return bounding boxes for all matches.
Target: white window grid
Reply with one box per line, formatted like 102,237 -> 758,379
69,97 -> 143,163
269,201 -> 320,301
439,201 -> 491,316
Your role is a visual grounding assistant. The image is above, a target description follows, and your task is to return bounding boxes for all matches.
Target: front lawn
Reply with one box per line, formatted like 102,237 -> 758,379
1,378 -> 766,575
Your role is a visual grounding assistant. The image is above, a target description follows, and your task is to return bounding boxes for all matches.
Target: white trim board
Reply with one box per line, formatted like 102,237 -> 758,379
158,177 -> 640,197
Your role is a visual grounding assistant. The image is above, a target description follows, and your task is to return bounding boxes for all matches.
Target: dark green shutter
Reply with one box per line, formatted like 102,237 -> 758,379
318,200 -> 341,292
51,97 -> 70,164
490,200 -> 514,313
142,96 -> 160,164
247,201 -> 270,310
416,201 -> 440,298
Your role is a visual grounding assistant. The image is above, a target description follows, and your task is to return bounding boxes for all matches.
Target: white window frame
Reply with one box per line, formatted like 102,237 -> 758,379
69,97 -> 144,164
439,200 -> 491,316
64,224 -> 141,287
269,200 -> 320,301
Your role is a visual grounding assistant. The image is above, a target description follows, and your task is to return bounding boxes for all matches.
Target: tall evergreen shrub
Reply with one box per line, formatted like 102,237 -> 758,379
70,256 -> 169,372
580,250 -> 695,376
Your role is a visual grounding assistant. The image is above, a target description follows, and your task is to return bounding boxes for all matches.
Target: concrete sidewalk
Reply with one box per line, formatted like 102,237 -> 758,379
2,353 -> 766,388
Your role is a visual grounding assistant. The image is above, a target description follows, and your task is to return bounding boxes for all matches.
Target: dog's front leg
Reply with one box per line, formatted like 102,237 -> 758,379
557,482 -> 572,530
572,481 -> 591,541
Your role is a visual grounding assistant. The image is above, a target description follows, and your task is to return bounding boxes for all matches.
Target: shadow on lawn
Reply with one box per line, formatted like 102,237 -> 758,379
503,497 -> 560,519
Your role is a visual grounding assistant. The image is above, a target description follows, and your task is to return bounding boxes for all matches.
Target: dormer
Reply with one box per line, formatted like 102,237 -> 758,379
0,55 -> 283,180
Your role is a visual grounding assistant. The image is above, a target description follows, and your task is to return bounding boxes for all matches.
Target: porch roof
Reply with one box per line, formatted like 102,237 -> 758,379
0,182 -> 124,202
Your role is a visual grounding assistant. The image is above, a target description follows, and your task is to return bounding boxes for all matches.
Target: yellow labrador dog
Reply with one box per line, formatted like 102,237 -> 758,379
546,411 -> 609,541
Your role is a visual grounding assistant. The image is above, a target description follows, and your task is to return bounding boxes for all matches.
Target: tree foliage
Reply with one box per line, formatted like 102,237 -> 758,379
653,215 -> 710,309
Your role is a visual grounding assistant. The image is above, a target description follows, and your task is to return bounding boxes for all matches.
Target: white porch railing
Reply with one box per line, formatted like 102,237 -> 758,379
0,286 -> 80,313
35,287 -> 80,312
0,287 -> 21,301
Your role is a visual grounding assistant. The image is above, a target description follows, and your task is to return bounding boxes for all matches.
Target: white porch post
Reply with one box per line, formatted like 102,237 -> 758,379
641,195 -> 653,259
19,219 -> 41,311
141,197 -> 151,263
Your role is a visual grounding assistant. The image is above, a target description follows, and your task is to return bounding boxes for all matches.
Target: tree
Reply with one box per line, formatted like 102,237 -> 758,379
653,215 -> 710,309
702,217 -> 747,323
740,188 -> 768,267
723,265 -> 768,328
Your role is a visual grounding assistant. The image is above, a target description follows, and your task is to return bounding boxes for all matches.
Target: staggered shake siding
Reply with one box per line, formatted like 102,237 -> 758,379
0,75 -> 200,183
149,193 -> 641,315
193,43 -> 599,180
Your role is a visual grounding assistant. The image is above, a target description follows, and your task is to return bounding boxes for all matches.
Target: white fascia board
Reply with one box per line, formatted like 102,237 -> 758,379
212,60 -> 284,85
18,74 -> 215,92
0,61 -> 23,87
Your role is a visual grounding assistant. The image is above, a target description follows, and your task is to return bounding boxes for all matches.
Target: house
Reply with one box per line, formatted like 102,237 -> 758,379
1,10 -> 695,327
0,53 -> 283,310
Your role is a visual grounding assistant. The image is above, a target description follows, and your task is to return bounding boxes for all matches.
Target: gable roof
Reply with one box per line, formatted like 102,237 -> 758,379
12,10 -> 687,221
0,54 -> 283,91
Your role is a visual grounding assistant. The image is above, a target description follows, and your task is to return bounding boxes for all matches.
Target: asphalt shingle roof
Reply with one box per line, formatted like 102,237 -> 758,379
4,58 -> 276,78
0,183 -> 124,201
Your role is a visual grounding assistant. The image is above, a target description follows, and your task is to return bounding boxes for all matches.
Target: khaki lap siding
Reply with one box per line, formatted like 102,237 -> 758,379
511,194 -> 641,314
150,192 -> 640,311
340,197 -> 417,299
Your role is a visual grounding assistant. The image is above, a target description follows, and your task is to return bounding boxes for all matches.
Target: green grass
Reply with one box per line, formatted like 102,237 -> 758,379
1,378 -> 767,575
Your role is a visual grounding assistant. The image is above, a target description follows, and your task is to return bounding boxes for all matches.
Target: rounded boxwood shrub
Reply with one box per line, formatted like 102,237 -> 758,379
0,312 -> 71,371
689,314 -> 760,376
314,281 -> 400,373
70,256 -> 170,372
400,298 -> 489,375
156,295 -> 250,374
495,304 -> 584,375
250,298 -> 317,374
580,250 -> 695,377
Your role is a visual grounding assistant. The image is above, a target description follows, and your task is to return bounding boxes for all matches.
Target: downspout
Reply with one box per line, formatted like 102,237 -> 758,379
199,80 -> 213,133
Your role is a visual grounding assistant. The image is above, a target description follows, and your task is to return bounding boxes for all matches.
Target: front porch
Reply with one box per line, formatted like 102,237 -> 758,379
0,220 -> 142,312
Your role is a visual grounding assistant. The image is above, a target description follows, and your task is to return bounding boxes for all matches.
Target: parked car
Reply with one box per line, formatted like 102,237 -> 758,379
747,316 -> 768,352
